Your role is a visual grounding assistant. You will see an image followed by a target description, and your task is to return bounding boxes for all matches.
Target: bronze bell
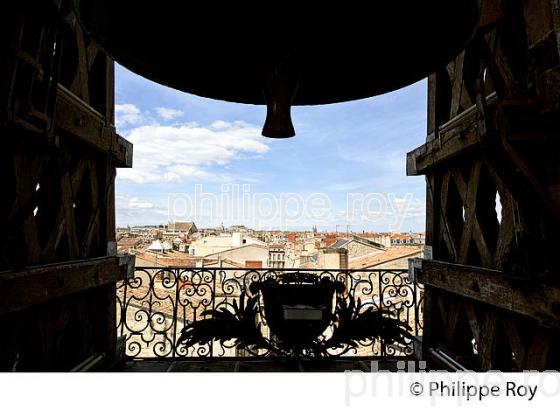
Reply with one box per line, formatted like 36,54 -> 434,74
74,1 -> 481,138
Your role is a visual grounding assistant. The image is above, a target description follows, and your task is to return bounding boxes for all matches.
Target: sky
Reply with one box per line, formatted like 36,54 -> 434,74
114,64 -> 428,232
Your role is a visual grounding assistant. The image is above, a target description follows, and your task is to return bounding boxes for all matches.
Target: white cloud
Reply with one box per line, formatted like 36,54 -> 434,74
155,107 -> 184,120
116,196 -> 154,210
115,195 -> 169,226
210,120 -> 230,130
117,120 -> 269,184
115,104 -> 142,127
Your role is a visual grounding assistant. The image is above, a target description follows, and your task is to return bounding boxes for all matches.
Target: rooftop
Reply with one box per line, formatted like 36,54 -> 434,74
349,246 -> 422,269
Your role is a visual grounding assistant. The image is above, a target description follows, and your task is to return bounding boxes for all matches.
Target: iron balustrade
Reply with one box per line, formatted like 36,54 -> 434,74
116,267 -> 424,359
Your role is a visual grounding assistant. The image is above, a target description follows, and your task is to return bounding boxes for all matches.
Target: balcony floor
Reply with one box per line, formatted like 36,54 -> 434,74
121,359 -> 419,372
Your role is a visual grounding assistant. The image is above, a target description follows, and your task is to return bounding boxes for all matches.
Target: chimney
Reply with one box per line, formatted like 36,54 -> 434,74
232,232 -> 243,247
245,260 -> 263,269
320,248 -> 348,269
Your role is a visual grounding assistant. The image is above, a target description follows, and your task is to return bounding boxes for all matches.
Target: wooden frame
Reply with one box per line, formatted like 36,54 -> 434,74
408,0 -> 560,371
0,0 -> 133,371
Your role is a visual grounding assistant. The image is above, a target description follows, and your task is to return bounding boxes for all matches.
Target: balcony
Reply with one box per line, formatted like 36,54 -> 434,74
116,267 -> 423,371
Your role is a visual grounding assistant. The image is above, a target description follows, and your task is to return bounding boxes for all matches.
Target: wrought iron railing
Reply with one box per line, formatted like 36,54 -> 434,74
116,268 -> 423,359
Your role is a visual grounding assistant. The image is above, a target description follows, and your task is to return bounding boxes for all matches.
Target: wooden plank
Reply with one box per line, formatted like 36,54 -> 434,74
525,329 -> 550,370
415,259 -> 560,327
104,156 -> 117,251
478,311 -> 497,370
449,51 -> 465,118
81,160 -> 100,257
0,256 -> 130,315
406,93 -> 497,176
502,317 -> 526,368
69,24 -> 90,103
54,85 -> 132,168
409,106 -> 481,174
60,169 -> 81,259
105,56 -> 115,124
427,74 -> 437,135
438,173 -> 458,261
444,298 -> 461,346
101,282 -> 118,367
462,299 -> 481,343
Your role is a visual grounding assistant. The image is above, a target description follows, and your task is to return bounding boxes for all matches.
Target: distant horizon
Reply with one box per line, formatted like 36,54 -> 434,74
116,223 -> 425,234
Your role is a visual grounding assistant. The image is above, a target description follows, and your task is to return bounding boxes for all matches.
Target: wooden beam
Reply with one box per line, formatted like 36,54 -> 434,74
427,74 -> 437,135
55,85 -> 132,168
449,51 -> 466,118
407,93 -> 498,176
478,310 -> 497,370
414,259 -> 560,327
0,255 -> 133,315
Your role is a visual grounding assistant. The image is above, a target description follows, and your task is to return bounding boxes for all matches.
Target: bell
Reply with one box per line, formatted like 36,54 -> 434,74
75,2 -> 481,138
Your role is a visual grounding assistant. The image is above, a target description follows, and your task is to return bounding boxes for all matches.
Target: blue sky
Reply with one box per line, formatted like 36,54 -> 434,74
114,64 -> 427,232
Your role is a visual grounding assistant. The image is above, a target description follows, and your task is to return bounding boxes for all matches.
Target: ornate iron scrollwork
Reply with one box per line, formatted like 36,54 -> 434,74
176,273 -> 412,357
117,267 -> 422,358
